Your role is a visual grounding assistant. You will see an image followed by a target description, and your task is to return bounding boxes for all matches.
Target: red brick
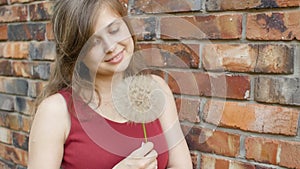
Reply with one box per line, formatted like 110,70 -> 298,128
12,61 -> 31,78
246,137 -> 300,168
29,2 -> 54,21
138,43 -> 200,68
247,11 -> 300,40
0,0 -> 7,5
129,17 -> 157,41
0,5 -> 28,23
203,100 -> 299,135
20,115 -> 31,132
190,151 -> 199,169
182,125 -> 240,157
46,22 -> 54,40
206,0 -> 300,11
10,0 -> 34,3
7,114 -> 20,130
280,140 -> 300,168
203,44 -> 258,72
0,143 -> 28,166
160,14 -> 242,40
175,97 -> 200,123
0,60 -> 12,76
131,0 -> 201,14
201,154 -> 275,169
168,71 -> 250,99
0,25 -> 7,40
246,137 -> 279,164
3,42 -> 29,59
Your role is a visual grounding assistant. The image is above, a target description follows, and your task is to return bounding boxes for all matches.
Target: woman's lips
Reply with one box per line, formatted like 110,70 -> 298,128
104,50 -> 124,64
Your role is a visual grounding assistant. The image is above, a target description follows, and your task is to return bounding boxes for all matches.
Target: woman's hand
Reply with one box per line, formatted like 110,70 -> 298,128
113,142 -> 158,169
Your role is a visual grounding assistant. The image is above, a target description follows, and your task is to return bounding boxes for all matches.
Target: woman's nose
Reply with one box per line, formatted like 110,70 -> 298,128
102,36 -> 116,54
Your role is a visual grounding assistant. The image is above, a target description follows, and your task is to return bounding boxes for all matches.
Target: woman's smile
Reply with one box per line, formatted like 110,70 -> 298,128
104,50 -> 125,64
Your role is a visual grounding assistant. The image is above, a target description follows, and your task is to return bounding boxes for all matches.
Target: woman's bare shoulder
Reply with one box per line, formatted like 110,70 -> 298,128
31,93 -> 70,141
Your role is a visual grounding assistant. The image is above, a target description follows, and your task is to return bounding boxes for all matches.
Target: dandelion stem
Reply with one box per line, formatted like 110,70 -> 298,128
142,123 -> 148,142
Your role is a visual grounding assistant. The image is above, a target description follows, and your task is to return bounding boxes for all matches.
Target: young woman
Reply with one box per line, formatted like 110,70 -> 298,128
28,0 -> 192,168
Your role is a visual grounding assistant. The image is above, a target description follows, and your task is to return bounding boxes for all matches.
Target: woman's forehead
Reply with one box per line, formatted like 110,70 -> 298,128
94,6 -> 122,32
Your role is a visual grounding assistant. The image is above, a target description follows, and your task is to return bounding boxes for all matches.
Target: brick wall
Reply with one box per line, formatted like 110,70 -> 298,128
0,0 -> 299,168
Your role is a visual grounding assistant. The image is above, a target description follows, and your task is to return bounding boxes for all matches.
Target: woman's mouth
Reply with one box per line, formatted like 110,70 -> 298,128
104,50 -> 124,64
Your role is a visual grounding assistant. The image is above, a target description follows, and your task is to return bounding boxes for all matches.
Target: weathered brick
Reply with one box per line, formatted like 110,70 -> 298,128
201,154 -> 276,169
0,60 -> 12,76
27,80 -> 46,97
130,17 -> 157,41
203,44 -> 258,72
0,0 -> 7,5
0,77 -> 29,96
2,42 -> 29,59
0,5 -> 28,23
131,0 -> 201,14
12,61 -> 31,78
168,71 -> 250,99
45,22 -> 54,40
29,1 -> 54,21
255,44 -> 294,73
280,140 -> 300,168
255,77 -> 300,106
190,151 -> 199,169
0,94 -> 14,111
247,11 -> 300,40
0,160 -> 15,169
0,143 -> 28,166
32,62 -> 51,80
29,41 -> 56,60
175,97 -> 200,123
203,100 -> 299,135
203,44 -> 294,73
182,125 -> 240,157
8,23 -> 46,41
15,97 -> 33,115
20,115 -> 31,132
10,0 -> 34,4
12,132 -> 28,150
246,137 -> 300,168
206,0 -> 300,11
0,25 -> 7,40
0,111 -> 9,127
160,14 -> 242,40
7,113 -> 20,130
246,137 -> 279,165
0,127 -> 12,144
138,43 -> 200,68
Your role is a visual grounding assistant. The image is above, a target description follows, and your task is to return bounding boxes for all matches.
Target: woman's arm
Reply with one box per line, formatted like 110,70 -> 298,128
153,75 -> 193,169
28,94 -> 70,169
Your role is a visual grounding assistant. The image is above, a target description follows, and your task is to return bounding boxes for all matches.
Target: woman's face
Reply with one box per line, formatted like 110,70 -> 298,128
84,6 -> 134,77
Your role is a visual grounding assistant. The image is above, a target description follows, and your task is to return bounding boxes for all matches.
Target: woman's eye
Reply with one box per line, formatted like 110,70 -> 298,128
93,38 -> 101,44
109,27 -> 120,34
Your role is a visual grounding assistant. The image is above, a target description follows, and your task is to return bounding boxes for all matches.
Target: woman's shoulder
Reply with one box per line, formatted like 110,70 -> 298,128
34,93 -> 70,125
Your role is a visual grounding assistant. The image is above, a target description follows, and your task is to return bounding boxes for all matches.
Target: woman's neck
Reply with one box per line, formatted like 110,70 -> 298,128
94,72 -> 124,99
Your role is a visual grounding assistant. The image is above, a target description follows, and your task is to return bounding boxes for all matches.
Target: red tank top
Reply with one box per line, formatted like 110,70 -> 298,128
59,89 -> 169,169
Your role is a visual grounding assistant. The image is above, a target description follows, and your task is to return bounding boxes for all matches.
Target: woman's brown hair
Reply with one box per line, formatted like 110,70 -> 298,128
34,0 -> 135,113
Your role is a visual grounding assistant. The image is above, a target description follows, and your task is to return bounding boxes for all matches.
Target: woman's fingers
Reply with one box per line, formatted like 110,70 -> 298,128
130,142 -> 154,157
